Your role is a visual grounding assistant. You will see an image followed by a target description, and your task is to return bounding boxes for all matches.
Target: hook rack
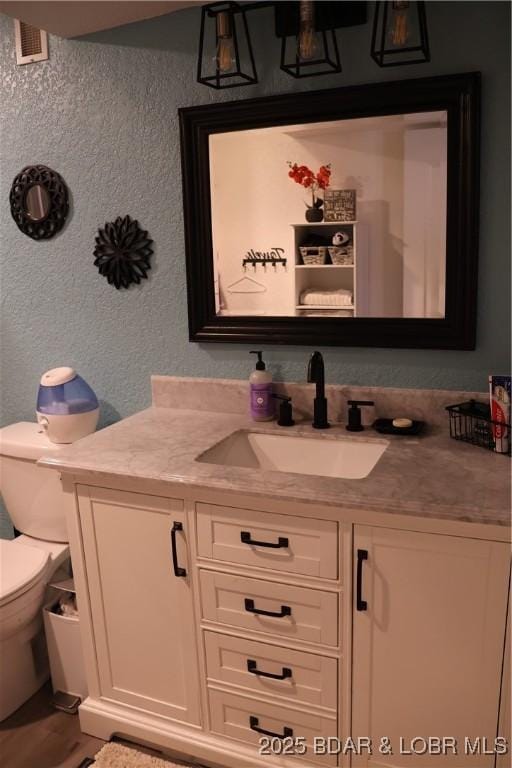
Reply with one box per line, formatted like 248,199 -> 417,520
242,249 -> 287,270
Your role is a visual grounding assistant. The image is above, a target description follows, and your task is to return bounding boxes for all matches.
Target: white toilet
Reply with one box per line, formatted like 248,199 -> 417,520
0,422 -> 70,721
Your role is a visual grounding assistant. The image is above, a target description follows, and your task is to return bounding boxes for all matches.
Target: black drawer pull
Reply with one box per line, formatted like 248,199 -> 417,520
247,659 -> 292,680
356,548 -> 368,611
244,598 -> 291,618
241,531 -> 289,549
170,521 -> 187,577
249,715 -> 293,740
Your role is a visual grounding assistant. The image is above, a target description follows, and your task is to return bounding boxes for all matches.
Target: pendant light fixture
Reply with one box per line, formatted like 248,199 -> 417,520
277,0 -> 363,79
197,1 -> 257,88
195,1 -> 431,88
371,1 -> 430,67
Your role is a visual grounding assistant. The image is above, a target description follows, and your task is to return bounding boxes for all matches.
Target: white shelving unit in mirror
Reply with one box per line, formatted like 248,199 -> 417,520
293,222 -> 357,317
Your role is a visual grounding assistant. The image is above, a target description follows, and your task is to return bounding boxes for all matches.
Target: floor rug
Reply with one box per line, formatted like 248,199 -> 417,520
79,741 -> 196,767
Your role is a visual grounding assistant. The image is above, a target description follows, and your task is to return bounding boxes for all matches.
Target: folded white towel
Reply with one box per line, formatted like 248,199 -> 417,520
300,288 -> 353,307
299,309 -> 354,317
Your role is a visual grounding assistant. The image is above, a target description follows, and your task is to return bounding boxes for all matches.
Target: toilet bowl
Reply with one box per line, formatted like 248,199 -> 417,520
0,537 -> 70,640
0,536 -> 70,719
0,422 -> 72,720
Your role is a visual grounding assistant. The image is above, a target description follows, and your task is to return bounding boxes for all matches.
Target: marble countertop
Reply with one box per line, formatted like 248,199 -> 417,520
40,406 -> 511,528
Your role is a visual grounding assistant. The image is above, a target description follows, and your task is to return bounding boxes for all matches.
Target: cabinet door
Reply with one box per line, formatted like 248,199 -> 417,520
78,486 -> 201,725
496,604 -> 510,768
352,525 -> 510,767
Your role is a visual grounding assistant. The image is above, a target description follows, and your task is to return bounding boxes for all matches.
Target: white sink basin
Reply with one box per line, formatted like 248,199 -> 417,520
197,430 -> 389,480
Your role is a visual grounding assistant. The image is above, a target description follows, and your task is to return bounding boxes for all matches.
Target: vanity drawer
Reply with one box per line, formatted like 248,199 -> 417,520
200,570 -> 339,647
208,688 -> 337,766
204,630 -> 337,711
196,503 -> 338,580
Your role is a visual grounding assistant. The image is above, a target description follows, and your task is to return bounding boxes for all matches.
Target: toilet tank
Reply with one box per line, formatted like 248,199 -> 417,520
0,422 -> 69,543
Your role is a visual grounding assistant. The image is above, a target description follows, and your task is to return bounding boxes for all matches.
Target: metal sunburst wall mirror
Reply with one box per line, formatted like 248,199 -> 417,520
10,164 -> 70,240
93,215 -> 154,290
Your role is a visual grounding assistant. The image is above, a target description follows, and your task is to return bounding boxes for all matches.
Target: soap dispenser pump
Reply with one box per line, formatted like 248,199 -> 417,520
249,351 -> 274,422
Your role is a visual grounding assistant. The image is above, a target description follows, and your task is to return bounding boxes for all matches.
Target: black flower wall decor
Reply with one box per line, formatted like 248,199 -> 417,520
10,165 -> 69,240
93,215 -> 153,289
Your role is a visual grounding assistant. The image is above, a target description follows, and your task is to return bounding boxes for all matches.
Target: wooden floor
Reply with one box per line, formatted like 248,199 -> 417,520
0,682 -> 105,768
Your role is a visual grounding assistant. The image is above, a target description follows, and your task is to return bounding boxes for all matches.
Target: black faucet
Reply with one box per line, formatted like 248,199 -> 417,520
307,351 -> 330,429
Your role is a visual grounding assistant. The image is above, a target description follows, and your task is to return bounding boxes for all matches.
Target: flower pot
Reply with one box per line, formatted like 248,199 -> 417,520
305,207 -> 324,223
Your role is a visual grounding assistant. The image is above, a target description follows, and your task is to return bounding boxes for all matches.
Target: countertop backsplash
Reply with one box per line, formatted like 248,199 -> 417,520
151,375 -> 486,429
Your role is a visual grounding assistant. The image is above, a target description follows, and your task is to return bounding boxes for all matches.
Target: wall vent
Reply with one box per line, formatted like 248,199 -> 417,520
14,19 -> 48,65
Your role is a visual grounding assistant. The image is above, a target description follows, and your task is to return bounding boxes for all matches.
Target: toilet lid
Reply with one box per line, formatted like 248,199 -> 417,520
0,539 -> 49,606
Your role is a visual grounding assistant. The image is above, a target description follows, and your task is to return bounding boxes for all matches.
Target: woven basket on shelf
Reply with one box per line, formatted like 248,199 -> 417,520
299,246 -> 327,265
328,246 -> 354,265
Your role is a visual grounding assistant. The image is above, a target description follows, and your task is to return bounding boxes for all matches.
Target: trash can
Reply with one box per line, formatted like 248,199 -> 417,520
43,577 -> 87,712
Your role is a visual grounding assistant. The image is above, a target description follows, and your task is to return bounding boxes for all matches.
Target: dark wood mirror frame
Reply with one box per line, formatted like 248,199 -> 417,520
179,72 -> 480,349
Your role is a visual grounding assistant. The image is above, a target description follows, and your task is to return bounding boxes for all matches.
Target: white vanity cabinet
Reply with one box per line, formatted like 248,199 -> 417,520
70,484 -> 510,768
352,526 -> 510,767
76,486 -> 201,726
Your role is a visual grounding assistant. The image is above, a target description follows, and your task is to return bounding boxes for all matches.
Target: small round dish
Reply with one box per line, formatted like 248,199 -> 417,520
373,418 -> 424,436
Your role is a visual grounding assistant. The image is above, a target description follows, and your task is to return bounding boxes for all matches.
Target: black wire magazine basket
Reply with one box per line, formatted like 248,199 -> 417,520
446,400 -> 511,455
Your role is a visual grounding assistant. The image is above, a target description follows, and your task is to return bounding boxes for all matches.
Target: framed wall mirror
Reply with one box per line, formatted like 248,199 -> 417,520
179,72 -> 480,349
10,165 -> 70,240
